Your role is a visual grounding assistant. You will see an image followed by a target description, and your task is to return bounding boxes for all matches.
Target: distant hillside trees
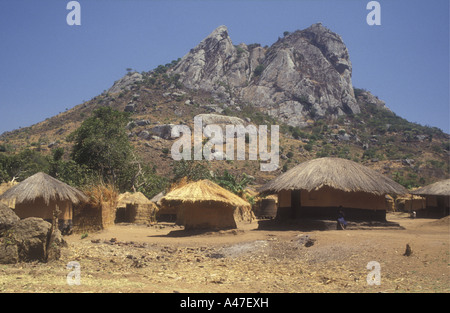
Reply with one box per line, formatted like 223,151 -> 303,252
0,107 -> 168,198
67,107 -> 167,197
0,149 -> 49,182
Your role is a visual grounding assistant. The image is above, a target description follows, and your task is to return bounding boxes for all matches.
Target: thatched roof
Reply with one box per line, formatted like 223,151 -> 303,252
0,172 -> 88,205
117,192 -> 153,207
161,179 -> 250,207
259,157 -> 408,196
411,179 -> 450,196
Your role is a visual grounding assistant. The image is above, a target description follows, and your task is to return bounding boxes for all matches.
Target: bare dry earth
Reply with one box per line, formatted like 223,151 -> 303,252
0,213 -> 449,293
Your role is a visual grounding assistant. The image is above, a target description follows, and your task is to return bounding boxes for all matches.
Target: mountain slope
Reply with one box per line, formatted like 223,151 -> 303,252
0,24 -> 448,189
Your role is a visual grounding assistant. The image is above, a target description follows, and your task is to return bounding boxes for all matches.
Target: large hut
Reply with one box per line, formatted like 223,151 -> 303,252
0,172 -> 87,232
411,179 -> 450,217
160,179 -> 253,230
259,157 -> 408,222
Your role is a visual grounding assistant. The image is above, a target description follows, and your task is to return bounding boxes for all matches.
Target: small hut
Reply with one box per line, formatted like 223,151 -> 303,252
0,172 -> 87,232
72,184 -> 117,233
395,194 -> 426,214
259,157 -> 408,222
411,179 -> 450,217
160,179 -> 253,230
116,192 -> 158,224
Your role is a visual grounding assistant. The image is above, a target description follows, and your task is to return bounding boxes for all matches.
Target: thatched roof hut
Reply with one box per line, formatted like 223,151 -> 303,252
411,179 -> 450,217
260,157 -> 408,196
161,179 -> 253,230
116,192 -> 158,224
259,157 -> 408,221
411,179 -> 450,197
0,172 -> 87,231
118,192 -> 153,207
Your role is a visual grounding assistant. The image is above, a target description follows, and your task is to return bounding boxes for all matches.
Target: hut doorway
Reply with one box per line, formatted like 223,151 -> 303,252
115,206 -> 127,223
291,190 -> 301,219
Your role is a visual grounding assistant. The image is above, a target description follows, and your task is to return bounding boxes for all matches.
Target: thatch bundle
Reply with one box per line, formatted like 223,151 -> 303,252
0,172 -> 87,206
161,179 -> 253,230
0,181 -> 18,207
0,181 -> 18,195
82,183 -> 118,208
73,183 -> 118,232
259,157 -> 408,196
395,194 -> 426,212
411,179 -> 450,196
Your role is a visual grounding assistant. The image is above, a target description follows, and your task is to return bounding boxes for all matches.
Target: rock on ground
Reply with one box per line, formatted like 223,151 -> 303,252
0,203 -> 20,233
0,213 -> 66,264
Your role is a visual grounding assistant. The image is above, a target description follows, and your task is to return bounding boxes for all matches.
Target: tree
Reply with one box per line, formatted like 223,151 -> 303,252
132,163 -> 169,199
213,170 -> 254,197
172,160 -> 212,182
0,149 -> 49,182
68,107 -> 134,189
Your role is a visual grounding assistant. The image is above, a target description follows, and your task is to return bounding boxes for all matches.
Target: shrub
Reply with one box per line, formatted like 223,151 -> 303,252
304,143 -> 313,152
253,64 -> 265,77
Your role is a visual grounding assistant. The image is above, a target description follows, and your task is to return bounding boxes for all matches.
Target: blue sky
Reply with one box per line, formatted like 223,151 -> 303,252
0,0 -> 448,134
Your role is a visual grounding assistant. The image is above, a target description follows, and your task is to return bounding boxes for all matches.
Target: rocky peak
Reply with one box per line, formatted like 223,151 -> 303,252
295,23 -> 352,74
172,24 -> 361,127
356,89 -> 391,112
108,72 -> 143,94
172,25 -> 239,91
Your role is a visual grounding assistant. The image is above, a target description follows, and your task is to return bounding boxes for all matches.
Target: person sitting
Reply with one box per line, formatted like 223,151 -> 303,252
337,207 -> 347,230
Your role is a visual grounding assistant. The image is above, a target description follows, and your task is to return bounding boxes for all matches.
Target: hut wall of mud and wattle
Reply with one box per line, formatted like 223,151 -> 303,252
115,202 -> 157,224
276,186 -> 387,221
72,201 -> 116,233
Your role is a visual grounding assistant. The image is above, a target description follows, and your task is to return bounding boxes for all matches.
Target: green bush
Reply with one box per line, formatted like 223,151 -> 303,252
253,64 -> 265,77
213,170 -> 254,196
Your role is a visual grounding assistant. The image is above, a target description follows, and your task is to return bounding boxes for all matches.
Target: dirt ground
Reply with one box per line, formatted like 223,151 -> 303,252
0,213 -> 448,293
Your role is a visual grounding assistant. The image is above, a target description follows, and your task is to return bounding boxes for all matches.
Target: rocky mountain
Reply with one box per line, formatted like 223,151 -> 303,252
0,24 -> 448,189
171,23 -> 362,127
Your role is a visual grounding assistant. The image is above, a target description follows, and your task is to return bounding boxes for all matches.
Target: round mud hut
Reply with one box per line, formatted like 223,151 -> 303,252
116,192 -> 158,224
160,179 -> 253,230
0,172 -> 87,232
259,157 -> 408,222
411,179 -> 450,217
